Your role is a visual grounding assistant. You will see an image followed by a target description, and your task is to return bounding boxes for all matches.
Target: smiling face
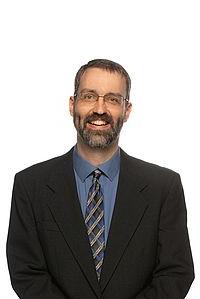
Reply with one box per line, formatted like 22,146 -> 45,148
69,67 -> 132,149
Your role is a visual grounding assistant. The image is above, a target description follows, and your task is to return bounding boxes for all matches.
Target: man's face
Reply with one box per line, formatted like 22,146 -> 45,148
69,67 -> 132,149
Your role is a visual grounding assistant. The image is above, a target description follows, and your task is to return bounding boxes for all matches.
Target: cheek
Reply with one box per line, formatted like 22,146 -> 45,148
74,104 -> 90,118
73,107 -> 91,127
112,111 -> 125,122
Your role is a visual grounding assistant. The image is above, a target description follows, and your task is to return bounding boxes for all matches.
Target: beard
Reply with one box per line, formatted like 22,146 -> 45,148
73,111 -> 125,149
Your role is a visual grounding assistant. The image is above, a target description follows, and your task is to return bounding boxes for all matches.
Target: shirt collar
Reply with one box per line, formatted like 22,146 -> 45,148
73,145 -> 120,182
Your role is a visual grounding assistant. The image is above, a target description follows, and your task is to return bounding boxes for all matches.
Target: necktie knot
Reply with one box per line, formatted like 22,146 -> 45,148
93,169 -> 102,180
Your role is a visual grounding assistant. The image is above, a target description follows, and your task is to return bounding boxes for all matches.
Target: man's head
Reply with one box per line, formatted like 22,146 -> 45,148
69,59 -> 132,149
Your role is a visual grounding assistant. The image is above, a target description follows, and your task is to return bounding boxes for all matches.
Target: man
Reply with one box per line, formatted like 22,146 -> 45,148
7,59 -> 194,299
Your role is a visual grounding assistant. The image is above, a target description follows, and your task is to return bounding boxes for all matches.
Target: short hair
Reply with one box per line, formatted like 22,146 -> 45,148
74,59 -> 131,100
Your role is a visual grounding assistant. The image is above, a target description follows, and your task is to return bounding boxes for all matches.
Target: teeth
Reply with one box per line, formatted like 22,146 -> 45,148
90,120 -> 107,126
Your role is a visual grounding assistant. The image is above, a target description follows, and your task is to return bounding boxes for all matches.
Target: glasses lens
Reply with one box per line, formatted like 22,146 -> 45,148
104,94 -> 123,105
80,92 -> 97,101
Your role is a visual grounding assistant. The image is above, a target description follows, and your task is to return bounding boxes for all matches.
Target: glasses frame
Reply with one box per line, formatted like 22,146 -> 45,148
74,91 -> 129,105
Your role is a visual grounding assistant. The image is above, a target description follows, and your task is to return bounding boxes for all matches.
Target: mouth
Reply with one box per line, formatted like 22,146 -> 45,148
87,120 -> 110,129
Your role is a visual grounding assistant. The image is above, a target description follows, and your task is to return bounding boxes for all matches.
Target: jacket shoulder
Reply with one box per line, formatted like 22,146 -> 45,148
121,149 -> 180,183
14,147 -> 73,182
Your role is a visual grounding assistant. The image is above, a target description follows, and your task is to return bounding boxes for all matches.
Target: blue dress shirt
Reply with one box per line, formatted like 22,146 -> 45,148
73,145 -> 120,244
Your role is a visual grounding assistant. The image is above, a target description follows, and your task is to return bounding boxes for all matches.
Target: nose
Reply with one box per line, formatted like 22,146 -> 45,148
93,96 -> 107,114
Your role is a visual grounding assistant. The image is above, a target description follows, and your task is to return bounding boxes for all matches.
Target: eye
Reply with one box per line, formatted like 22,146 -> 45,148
105,95 -> 121,104
82,92 -> 97,101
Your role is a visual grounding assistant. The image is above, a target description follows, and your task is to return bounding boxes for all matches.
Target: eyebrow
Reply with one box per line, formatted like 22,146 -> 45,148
79,88 -> 124,97
80,88 -> 98,94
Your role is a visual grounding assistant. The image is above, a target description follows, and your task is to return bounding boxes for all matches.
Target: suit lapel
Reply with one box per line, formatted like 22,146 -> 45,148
99,149 -> 149,292
46,148 -> 102,299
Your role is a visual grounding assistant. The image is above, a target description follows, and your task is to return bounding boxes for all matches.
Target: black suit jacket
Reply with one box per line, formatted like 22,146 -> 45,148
6,147 -> 194,299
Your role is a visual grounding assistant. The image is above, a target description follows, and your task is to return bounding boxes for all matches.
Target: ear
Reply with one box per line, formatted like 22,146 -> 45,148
69,96 -> 75,116
123,102 -> 132,122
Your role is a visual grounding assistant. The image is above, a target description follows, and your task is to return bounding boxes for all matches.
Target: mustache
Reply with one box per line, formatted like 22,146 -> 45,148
84,113 -> 113,125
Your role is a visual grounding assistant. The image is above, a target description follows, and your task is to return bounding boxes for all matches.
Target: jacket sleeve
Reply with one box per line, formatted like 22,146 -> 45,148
6,173 -> 68,299
135,173 -> 194,299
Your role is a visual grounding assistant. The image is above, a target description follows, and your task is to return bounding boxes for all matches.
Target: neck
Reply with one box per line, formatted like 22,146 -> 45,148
76,138 -> 119,166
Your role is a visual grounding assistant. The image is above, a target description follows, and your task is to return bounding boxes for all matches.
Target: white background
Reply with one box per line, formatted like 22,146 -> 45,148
0,0 -> 199,298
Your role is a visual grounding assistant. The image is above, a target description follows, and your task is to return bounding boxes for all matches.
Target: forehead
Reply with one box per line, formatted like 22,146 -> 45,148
78,67 -> 126,95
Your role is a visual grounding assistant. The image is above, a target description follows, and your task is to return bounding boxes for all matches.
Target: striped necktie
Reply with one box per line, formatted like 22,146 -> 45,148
85,169 -> 105,281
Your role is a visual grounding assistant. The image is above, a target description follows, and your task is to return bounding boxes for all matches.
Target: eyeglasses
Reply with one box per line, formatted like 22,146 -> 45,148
75,91 -> 129,106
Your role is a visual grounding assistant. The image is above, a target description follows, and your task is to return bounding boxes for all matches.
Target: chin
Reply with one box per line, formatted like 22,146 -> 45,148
85,135 -> 117,149
77,126 -> 119,149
